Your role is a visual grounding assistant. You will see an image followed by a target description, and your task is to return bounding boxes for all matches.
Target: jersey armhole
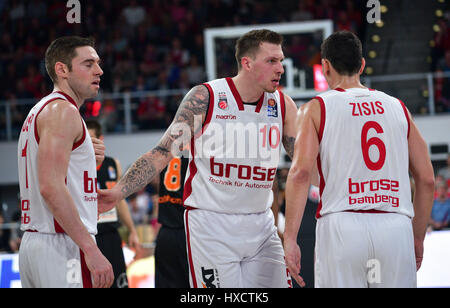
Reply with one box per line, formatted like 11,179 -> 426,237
34,98 -> 85,150
72,117 -> 86,151
200,83 -> 214,137
313,96 -> 326,143
34,98 -> 63,144
278,90 -> 286,130
397,99 -> 410,138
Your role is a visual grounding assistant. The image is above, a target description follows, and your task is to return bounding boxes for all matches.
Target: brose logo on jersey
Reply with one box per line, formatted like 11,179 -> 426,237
83,171 -> 98,193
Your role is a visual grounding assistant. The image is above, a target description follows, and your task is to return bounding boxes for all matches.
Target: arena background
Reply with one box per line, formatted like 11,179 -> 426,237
0,0 -> 449,288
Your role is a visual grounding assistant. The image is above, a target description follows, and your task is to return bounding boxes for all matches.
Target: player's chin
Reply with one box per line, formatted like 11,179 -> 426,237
87,85 -> 100,98
264,86 -> 278,93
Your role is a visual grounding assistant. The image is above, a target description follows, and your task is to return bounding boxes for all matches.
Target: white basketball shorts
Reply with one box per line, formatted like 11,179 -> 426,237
19,232 -> 93,288
184,207 -> 292,288
315,211 -> 416,288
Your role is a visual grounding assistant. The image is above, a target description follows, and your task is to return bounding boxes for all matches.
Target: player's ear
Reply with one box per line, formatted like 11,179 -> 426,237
241,56 -> 252,71
359,58 -> 366,75
54,61 -> 69,80
321,59 -> 330,76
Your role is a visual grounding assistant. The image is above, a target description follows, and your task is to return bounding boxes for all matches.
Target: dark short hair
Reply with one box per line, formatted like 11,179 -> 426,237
45,36 -> 95,84
321,31 -> 363,76
85,119 -> 102,138
235,29 -> 284,70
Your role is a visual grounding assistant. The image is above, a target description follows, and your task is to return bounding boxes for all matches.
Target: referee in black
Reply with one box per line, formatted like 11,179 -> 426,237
155,155 -> 190,288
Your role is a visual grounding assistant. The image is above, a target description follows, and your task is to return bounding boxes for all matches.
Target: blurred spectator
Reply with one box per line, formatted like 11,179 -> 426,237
9,0 -> 25,21
437,154 -> 450,185
113,54 -> 137,91
169,0 -> 187,23
128,189 -> 152,226
137,96 -> 167,130
22,65 -> 44,98
185,55 -> 206,87
290,1 -> 314,22
98,99 -> 118,133
431,17 -> 450,71
122,0 -> 146,27
0,0 -> 368,136
0,211 -> 12,253
173,38 -> 190,66
434,50 -> 450,112
26,0 -> 47,20
430,181 -> 450,230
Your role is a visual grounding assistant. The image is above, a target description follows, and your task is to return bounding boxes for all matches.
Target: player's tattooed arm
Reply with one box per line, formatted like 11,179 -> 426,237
283,135 -> 296,159
118,85 -> 209,198
282,94 -> 299,160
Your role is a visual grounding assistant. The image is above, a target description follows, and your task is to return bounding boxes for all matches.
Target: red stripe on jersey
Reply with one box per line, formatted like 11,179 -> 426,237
183,138 -> 197,203
315,155 -> 325,219
312,95 -> 326,218
397,99 -> 410,138
200,83 -> 215,137
34,94 -> 86,151
54,218 -> 65,233
79,249 -> 93,288
313,96 -> 326,143
184,208 -> 197,288
226,77 -> 244,111
225,77 -> 264,112
183,84 -> 214,202
34,97 -> 63,144
72,119 -> 86,151
55,91 -> 78,109
278,90 -> 286,130
254,93 -> 265,113
334,88 -> 346,92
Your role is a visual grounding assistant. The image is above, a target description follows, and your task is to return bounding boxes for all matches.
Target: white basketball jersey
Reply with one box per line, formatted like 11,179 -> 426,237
315,87 -> 412,218
18,91 -> 98,234
183,78 -> 285,214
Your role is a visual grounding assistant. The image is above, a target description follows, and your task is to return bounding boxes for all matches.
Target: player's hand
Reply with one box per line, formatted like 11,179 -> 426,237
97,188 -> 121,214
128,228 -> 141,250
414,238 -> 424,271
84,247 -> 114,288
91,137 -> 105,167
284,238 -> 305,287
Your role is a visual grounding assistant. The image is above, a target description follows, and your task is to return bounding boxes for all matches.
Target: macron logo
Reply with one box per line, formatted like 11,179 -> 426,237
215,114 -> 236,120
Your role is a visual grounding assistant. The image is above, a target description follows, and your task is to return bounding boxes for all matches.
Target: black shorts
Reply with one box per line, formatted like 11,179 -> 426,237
96,228 -> 128,288
154,225 -> 190,288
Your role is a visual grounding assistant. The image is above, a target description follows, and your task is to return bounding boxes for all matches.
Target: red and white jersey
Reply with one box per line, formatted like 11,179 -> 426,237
315,87 -> 413,218
18,91 -> 98,234
183,78 -> 285,214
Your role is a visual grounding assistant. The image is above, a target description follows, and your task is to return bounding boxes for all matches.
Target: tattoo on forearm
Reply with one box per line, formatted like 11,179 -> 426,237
283,135 -> 296,159
119,85 -> 209,198
120,156 -> 156,198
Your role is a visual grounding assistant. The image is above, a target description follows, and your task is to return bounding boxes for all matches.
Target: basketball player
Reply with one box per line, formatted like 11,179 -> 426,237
154,155 -> 190,288
86,119 -> 140,288
18,36 -> 114,288
283,31 -> 435,288
99,29 -> 297,288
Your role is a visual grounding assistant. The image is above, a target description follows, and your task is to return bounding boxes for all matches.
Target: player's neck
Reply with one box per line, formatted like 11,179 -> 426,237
231,74 -> 264,102
330,74 -> 366,91
53,84 -> 85,109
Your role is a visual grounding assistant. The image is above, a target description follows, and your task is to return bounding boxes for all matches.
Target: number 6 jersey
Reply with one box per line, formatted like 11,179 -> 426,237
17,91 -> 98,234
315,87 -> 413,218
